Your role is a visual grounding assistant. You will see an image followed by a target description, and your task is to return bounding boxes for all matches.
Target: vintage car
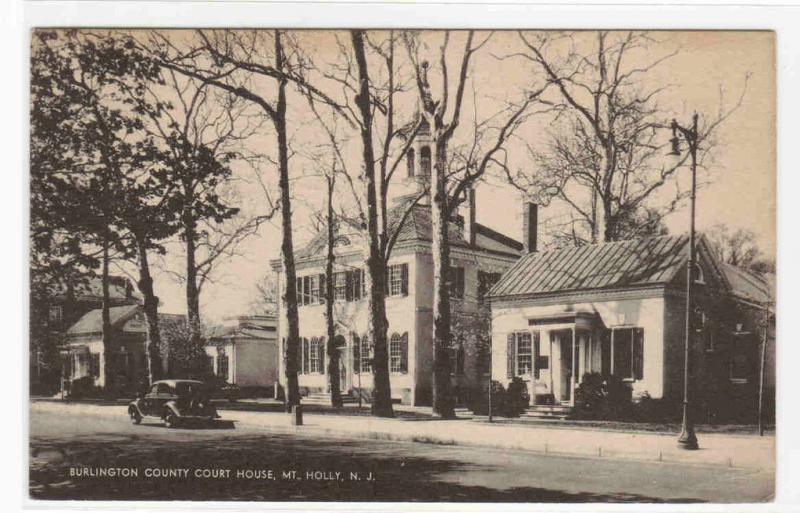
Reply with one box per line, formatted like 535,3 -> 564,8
128,379 -> 219,427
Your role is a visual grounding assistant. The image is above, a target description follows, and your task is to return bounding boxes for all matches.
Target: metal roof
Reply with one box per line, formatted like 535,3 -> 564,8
489,234 -> 691,299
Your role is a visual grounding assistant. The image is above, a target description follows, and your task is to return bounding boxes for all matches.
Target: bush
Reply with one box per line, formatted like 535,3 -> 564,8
68,376 -> 102,399
470,378 -> 530,418
631,392 -> 680,423
504,376 -> 530,417
469,380 -> 506,417
572,372 -> 632,420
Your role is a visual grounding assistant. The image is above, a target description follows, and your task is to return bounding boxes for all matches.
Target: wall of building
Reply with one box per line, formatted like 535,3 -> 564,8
491,293 -> 668,400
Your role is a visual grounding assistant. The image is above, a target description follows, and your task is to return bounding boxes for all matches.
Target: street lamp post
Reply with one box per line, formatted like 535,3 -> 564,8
670,113 -> 700,451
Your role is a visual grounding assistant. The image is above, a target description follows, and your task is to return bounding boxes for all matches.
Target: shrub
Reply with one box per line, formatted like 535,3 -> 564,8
631,392 -> 680,423
469,380 -> 507,417
504,376 -> 531,417
572,372 -> 632,420
68,376 -> 102,399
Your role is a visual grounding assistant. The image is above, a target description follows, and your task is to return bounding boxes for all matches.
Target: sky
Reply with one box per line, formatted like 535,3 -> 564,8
119,30 -> 775,322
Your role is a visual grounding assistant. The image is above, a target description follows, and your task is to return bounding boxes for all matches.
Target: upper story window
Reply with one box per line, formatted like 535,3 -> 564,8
477,271 -> 502,301
333,269 -> 364,302
387,264 -> 409,297
419,146 -> 431,177
296,274 -> 325,306
448,266 -> 465,299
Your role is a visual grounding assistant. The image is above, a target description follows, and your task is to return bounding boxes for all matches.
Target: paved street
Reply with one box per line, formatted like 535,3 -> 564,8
29,406 -> 773,502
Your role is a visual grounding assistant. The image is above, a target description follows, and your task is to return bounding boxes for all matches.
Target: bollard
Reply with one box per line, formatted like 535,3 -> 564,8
291,404 -> 303,426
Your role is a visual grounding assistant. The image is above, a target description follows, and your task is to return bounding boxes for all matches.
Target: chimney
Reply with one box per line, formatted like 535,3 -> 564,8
465,188 -> 477,246
523,202 -> 538,253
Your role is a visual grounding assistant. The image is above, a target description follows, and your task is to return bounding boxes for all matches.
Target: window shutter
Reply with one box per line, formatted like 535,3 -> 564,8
320,337 -> 326,374
295,277 -> 303,306
400,332 -> 409,373
507,333 -> 515,378
533,332 -> 541,379
352,334 -> 360,373
303,338 -> 310,374
319,274 -> 326,303
401,263 -> 409,296
345,272 -> 353,302
634,328 -> 644,380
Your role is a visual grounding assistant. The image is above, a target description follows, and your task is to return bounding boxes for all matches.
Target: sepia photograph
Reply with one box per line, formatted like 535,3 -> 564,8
27,27 -> 776,504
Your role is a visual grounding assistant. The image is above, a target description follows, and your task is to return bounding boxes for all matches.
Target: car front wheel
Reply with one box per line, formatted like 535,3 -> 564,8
164,411 -> 178,428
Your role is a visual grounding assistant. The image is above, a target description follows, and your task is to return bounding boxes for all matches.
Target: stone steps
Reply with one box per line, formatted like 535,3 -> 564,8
523,404 -> 573,420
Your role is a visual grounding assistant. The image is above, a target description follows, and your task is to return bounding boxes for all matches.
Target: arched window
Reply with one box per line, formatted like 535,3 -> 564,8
406,148 -> 415,178
420,146 -> 431,177
389,332 -> 408,373
693,263 -> 705,284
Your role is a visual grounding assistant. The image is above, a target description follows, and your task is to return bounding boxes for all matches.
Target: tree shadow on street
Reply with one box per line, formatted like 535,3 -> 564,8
30,432 -> 705,503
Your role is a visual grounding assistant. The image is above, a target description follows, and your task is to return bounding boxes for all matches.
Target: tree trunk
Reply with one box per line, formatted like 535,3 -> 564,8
101,231 -> 113,396
135,236 -> 163,384
183,201 -> 202,343
431,140 -> 455,418
325,176 -> 343,407
274,31 -> 301,411
352,30 -> 394,418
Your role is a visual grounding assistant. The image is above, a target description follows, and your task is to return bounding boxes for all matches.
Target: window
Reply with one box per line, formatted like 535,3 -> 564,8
48,305 -> 62,325
387,264 -> 408,297
296,275 -> 325,305
449,336 -> 465,376
307,337 -> 325,374
730,334 -> 755,381
389,332 -> 408,373
217,352 -> 229,380
353,334 -> 372,374
516,332 -> 532,375
611,327 -> 644,380
477,271 -> 502,301
334,272 -> 348,301
448,266 -> 465,299
406,148 -> 415,178
506,332 -> 541,378
419,146 -> 431,177
89,353 -> 100,378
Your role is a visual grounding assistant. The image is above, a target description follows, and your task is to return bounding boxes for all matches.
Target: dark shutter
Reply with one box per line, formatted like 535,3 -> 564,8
345,272 -> 353,302
295,277 -> 303,306
400,264 -> 409,296
400,333 -> 409,373
352,334 -> 360,374
319,274 -> 326,303
507,333 -> 515,378
533,332 -> 541,379
634,328 -> 644,380
319,338 -> 324,374
302,338 -> 310,374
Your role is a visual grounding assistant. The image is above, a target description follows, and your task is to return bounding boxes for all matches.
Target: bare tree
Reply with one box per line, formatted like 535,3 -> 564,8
706,223 -> 774,274
404,30 -> 544,417
506,31 -> 747,244
148,29 -> 336,409
303,30 -> 426,417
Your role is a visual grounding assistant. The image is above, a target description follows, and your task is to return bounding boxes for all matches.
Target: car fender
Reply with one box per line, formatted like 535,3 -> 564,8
162,401 -> 181,419
128,402 -> 144,417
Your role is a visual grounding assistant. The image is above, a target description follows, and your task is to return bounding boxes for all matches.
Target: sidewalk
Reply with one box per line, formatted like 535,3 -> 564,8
29,400 -> 774,471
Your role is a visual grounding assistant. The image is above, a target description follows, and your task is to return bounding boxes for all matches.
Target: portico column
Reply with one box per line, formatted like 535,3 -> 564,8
571,326 -> 576,406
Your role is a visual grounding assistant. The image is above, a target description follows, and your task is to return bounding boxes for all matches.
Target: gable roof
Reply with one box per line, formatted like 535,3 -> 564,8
294,202 -> 521,261
67,304 -> 141,336
489,234 -> 694,299
719,262 -> 773,305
